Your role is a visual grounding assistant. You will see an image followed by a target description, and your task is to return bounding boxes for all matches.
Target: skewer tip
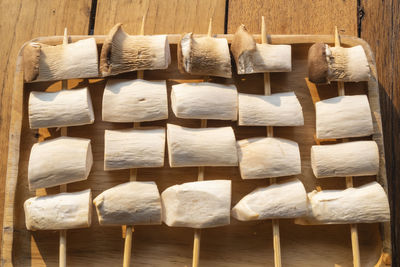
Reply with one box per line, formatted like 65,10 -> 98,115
261,16 -> 267,44
334,26 -> 340,47
63,28 -> 68,45
207,18 -> 213,37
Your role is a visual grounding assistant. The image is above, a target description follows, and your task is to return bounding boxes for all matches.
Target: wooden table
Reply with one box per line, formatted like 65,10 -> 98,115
0,0 -> 398,265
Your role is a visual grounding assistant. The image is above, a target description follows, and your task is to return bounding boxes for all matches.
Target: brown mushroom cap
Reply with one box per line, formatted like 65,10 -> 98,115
230,24 -> 256,65
99,23 -> 125,77
23,42 -> 41,82
308,43 -> 329,84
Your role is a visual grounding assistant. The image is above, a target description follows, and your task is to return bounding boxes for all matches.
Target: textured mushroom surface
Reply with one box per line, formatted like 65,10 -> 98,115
93,181 -> 161,226
24,189 -> 92,230
28,137 -> 93,190
29,88 -> 94,129
161,180 -> 231,228
102,79 -> 168,123
171,82 -> 237,120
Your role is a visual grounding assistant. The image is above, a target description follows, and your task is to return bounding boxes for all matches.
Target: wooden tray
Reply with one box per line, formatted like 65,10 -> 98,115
1,34 -> 390,266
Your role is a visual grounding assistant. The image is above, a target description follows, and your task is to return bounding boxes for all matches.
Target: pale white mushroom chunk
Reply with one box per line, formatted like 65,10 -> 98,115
238,92 -> 304,126
93,181 -> 161,226
167,124 -> 238,167
232,179 -> 307,221
296,182 -> 390,224
102,79 -> 168,122
29,88 -> 94,129
161,180 -> 231,228
237,137 -> 301,179
316,95 -> 373,139
171,82 -> 237,120
24,189 -> 92,230
104,128 -> 165,170
28,137 -> 93,190
311,141 -> 379,178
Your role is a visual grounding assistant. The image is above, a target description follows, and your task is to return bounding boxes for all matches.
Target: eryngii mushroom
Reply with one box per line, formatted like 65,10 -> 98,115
237,137 -> 301,179
29,87 -> 94,129
24,189 -> 92,230
308,43 -> 370,84
177,33 -> 232,78
167,124 -> 238,167
231,179 -> 307,221
23,38 -> 99,82
93,181 -> 161,226
171,82 -> 237,120
100,23 -> 171,77
104,127 -> 165,171
311,141 -> 379,178
231,24 -> 291,74
238,92 -> 304,126
102,79 -> 168,123
295,182 -> 390,225
28,136 -> 93,190
315,95 -> 373,139
161,180 -> 231,228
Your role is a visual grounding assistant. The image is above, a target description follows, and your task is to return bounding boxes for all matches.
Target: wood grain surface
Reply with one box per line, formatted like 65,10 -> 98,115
0,0 -> 399,265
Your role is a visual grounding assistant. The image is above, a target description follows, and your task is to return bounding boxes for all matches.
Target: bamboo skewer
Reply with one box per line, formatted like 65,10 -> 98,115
261,16 -> 282,267
334,26 -> 361,267
122,15 -> 147,267
192,18 -> 213,267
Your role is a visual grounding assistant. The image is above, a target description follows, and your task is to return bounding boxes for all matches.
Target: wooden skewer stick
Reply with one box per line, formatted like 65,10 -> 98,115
334,26 -> 361,267
58,27 -> 69,267
122,15 -> 147,267
261,16 -> 282,267
192,18 -> 213,267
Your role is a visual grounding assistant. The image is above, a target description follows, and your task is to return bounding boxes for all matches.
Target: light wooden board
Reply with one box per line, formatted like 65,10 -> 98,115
94,0 -> 226,34
0,0 -> 93,259
227,0 -> 357,35
2,34 -> 386,266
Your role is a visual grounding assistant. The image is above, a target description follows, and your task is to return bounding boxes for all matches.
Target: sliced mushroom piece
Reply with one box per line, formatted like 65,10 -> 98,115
295,182 -> 390,225
177,33 -> 232,78
316,95 -> 373,139
311,141 -> 379,178
308,43 -> 370,84
24,189 -> 92,230
102,79 -> 168,123
231,24 -> 291,74
23,38 -> 99,82
28,137 -> 93,190
104,127 -> 165,170
167,124 -> 238,167
161,180 -> 231,228
100,23 -> 170,76
232,179 -> 307,221
93,181 -> 161,226
171,82 -> 237,120
237,137 -> 301,179
29,87 -> 94,129
238,92 -> 304,126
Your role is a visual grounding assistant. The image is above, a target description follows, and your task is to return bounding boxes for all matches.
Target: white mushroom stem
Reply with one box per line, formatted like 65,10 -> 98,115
161,180 -> 232,228
311,141 -> 379,178
29,87 -> 94,129
315,95 -> 374,139
295,182 -> 390,225
238,92 -> 304,126
28,136 -> 93,190
232,179 -> 307,221
167,124 -> 238,167
93,181 -> 161,226
102,79 -> 168,123
104,127 -> 165,171
24,189 -> 92,230
171,82 -> 238,120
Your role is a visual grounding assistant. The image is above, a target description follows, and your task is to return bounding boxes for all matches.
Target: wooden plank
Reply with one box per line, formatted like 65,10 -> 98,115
360,0 -> 400,265
227,0 -> 357,35
0,0 -> 93,263
94,0 -> 226,35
